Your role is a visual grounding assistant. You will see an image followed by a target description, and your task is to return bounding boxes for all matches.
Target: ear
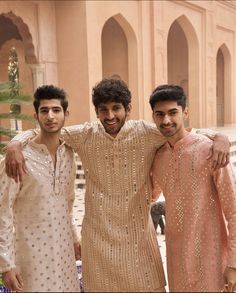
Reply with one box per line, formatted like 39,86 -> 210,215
183,106 -> 189,121
126,103 -> 132,116
65,110 -> 69,119
33,112 -> 38,121
95,108 -> 99,118
152,111 -> 155,122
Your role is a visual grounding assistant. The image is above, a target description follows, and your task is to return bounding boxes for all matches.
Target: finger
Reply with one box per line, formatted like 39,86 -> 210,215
5,161 -> 10,177
18,166 -> 23,183
206,146 -> 213,159
227,282 -> 233,292
12,277 -> 23,292
22,161 -> 28,175
212,157 -> 218,170
19,160 -> 28,182
220,155 -> 229,168
213,153 -> 224,170
16,273 -> 24,287
10,163 -> 19,183
222,153 -> 230,167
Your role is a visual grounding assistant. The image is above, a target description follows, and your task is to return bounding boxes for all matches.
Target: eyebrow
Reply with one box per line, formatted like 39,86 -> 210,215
39,106 -> 62,110
154,108 -> 179,114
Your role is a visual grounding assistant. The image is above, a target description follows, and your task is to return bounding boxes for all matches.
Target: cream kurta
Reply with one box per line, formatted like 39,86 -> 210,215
151,133 -> 236,292
62,120 -> 166,292
0,141 -> 80,292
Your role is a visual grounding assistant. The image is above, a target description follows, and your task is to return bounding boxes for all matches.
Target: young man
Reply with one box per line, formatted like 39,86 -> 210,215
0,85 -> 80,292
150,84 -> 236,292
4,79 -> 230,292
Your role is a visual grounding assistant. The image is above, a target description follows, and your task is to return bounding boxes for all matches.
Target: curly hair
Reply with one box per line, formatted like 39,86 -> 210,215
92,79 -> 131,111
33,85 -> 68,113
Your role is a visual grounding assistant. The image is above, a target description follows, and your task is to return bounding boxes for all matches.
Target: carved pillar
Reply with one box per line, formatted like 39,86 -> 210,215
30,64 -> 45,91
153,0 -> 167,86
205,9 -> 217,127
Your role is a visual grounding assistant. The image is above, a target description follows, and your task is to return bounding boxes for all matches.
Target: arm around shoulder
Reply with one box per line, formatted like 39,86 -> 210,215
196,128 -> 230,169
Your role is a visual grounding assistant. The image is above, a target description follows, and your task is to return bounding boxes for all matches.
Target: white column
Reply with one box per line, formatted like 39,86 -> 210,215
30,64 -> 45,91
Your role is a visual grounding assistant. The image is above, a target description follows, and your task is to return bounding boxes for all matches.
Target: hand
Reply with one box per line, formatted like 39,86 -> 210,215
207,133 -> 230,170
223,266 -> 236,292
5,141 -> 27,183
74,241 -> 81,260
3,268 -> 24,292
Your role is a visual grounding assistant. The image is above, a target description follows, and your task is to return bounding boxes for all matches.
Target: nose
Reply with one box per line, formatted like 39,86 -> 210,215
47,109 -> 55,119
106,110 -> 115,120
163,114 -> 171,124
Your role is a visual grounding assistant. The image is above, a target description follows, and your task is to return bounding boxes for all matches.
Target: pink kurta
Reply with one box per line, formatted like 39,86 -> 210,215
151,133 -> 236,292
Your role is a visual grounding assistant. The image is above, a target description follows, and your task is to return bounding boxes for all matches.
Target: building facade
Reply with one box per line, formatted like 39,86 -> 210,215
0,0 -> 236,133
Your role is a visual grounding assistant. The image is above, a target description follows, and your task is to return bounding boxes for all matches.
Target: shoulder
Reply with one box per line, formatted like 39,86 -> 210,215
187,133 -> 213,161
64,143 -> 75,157
0,155 -> 6,174
126,119 -> 162,134
63,121 -> 100,135
190,133 -> 212,146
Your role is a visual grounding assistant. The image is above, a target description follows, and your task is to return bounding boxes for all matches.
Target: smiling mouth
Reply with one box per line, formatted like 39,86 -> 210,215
161,125 -> 174,129
104,120 -> 118,127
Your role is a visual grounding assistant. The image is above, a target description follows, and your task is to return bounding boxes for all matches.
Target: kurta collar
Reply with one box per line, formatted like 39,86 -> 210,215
167,132 -> 197,150
28,139 -> 66,153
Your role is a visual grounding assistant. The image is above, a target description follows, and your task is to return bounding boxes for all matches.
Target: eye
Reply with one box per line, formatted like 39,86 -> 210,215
113,106 -> 122,111
169,111 -> 178,116
99,108 -> 107,113
40,109 -> 48,114
154,112 -> 164,117
53,108 -> 62,113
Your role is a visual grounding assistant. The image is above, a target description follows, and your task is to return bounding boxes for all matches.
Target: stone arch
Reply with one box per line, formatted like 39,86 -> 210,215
0,12 -> 38,133
216,44 -> 232,125
167,15 -> 200,127
1,11 -> 37,64
101,13 -> 139,118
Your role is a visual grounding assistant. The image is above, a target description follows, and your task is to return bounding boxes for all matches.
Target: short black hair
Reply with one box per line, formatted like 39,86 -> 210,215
33,85 -> 68,113
92,79 -> 131,111
149,84 -> 187,110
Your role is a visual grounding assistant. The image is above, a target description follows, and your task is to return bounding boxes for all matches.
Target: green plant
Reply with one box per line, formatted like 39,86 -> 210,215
0,47 -> 34,153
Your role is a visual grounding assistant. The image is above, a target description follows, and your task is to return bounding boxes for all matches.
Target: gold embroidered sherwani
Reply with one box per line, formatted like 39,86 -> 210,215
0,141 -> 80,292
62,120 -> 166,292
151,133 -> 236,292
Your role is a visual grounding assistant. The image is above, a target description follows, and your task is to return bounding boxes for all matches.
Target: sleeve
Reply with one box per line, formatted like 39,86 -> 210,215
11,129 -> 38,145
150,156 -> 163,202
60,123 -> 91,151
67,153 -> 81,244
0,159 -> 20,273
11,122 -> 91,151
142,120 -> 167,149
193,128 -> 217,139
213,163 -> 236,267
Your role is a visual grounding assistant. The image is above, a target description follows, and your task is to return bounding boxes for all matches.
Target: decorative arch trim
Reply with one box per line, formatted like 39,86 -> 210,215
1,11 -> 37,64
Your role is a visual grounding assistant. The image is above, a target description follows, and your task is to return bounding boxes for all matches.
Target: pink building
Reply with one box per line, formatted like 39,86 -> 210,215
0,0 -> 236,135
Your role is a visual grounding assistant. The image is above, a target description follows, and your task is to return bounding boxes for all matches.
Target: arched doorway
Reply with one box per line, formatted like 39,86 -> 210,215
216,44 -> 231,126
102,17 -> 128,83
0,12 -> 37,135
101,14 -> 139,118
167,15 -> 199,127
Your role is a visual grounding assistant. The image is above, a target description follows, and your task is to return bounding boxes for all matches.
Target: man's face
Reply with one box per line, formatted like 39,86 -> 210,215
34,99 -> 68,134
96,101 -> 131,137
152,100 -> 188,140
